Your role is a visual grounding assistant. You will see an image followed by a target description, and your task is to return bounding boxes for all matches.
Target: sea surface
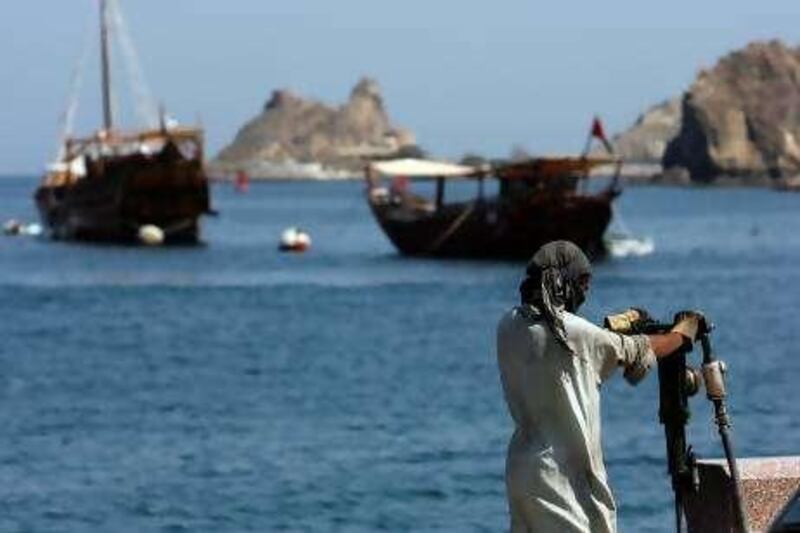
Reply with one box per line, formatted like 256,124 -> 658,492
0,177 -> 798,532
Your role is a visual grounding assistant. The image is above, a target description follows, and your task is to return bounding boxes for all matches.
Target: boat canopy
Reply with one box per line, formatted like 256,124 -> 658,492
369,156 -> 620,181
369,158 -> 480,178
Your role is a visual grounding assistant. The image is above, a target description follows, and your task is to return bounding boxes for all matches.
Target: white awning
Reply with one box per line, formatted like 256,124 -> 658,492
369,158 -> 478,178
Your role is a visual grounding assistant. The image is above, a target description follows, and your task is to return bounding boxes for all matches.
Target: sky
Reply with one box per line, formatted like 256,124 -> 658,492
1,0 -> 800,175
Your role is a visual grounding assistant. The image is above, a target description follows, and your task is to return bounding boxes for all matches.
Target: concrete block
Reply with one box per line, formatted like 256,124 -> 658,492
683,456 -> 800,532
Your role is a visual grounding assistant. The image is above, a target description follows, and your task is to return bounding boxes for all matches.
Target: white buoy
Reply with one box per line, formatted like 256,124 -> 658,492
279,226 -> 311,252
138,224 -> 165,246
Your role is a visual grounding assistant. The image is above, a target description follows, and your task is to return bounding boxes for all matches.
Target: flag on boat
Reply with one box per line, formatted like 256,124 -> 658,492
591,116 -> 615,154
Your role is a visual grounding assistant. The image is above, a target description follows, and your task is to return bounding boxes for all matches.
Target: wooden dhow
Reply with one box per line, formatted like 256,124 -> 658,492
365,149 -> 622,260
34,0 -> 210,244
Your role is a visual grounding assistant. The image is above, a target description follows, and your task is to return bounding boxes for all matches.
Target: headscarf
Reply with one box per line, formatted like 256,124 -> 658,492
519,241 -> 592,354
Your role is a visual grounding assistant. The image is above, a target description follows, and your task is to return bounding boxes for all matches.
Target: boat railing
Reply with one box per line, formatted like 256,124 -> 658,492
62,127 -> 204,162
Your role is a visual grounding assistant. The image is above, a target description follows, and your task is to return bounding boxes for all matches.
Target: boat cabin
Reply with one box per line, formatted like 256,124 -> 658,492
366,155 -> 621,212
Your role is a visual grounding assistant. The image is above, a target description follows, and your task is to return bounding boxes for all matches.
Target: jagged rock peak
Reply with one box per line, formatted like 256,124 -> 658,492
350,77 -> 382,101
709,40 -> 800,82
264,89 -> 306,111
611,98 -> 682,162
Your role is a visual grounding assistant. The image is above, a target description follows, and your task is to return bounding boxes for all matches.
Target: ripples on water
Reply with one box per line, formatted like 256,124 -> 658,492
0,178 -> 798,532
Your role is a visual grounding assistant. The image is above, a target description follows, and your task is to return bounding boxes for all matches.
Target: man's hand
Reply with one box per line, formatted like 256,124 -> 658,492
671,310 -> 706,344
604,307 -> 652,334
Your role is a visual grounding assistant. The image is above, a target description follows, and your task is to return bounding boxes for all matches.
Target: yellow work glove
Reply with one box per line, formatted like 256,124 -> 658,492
604,308 -> 651,334
671,310 -> 706,343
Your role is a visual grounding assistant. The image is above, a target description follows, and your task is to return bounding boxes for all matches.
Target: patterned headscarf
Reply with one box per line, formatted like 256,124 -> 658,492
519,241 -> 592,353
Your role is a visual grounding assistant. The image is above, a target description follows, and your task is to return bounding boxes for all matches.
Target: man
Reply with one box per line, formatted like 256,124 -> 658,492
496,241 -> 701,533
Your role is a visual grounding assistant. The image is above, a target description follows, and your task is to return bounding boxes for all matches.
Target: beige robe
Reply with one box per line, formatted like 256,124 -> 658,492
496,305 -> 655,533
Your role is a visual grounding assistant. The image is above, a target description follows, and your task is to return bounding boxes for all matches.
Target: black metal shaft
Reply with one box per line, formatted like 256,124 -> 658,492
658,348 -> 691,533
715,402 -> 749,532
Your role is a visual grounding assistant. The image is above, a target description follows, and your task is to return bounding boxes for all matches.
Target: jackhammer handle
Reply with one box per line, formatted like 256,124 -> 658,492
640,315 -> 711,339
635,322 -> 673,335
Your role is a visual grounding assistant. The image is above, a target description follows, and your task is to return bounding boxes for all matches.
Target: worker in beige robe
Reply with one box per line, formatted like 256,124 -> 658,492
496,241 -> 702,533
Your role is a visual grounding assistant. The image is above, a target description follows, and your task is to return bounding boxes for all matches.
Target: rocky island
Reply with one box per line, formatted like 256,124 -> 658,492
664,40 -> 800,184
614,40 -> 800,185
212,78 -> 420,179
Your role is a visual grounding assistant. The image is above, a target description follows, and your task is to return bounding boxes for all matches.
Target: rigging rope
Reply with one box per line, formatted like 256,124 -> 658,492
107,0 -> 160,129
426,203 -> 476,253
55,0 -> 95,161
608,205 -> 633,236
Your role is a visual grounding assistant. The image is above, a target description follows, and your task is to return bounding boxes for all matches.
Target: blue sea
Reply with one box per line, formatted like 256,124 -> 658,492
0,177 -> 798,532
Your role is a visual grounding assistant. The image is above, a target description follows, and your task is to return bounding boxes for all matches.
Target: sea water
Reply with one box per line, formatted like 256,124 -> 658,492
0,177 -> 798,532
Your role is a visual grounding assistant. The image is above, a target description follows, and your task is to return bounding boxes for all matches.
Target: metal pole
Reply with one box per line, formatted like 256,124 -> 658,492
720,427 -> 748,531
100,0 -> 114,131
435,177 -> 445,209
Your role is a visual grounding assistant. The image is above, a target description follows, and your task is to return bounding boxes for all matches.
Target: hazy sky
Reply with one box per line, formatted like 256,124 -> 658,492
2,0 -> 799,174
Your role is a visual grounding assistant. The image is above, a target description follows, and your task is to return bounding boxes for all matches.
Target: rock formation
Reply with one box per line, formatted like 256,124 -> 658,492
664,40 -> 800,182
213,78 -> 420,179
612,99 -> 682,162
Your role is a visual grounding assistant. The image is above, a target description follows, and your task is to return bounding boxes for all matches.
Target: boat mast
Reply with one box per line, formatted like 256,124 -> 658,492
100,0 -> 113,131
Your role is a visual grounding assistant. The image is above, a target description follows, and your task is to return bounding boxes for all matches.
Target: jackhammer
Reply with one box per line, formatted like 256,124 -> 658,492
604,310 -> 749,532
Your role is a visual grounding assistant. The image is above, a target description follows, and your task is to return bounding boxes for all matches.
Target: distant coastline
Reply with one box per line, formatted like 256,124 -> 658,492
5,167 -> 789,190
